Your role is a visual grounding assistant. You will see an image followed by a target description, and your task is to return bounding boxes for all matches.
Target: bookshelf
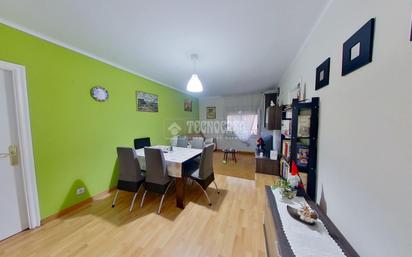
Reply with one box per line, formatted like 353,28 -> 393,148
279,97 -> 319,200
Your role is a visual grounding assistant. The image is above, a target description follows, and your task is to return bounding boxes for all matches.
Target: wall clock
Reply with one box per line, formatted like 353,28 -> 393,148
90,86 -> 109,102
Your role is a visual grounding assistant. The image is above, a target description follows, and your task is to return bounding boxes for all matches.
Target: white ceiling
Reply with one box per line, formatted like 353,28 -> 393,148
0,0 -> 330,96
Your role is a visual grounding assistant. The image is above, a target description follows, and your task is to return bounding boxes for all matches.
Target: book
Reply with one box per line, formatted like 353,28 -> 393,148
281,120 -> 291,137
282,140 -> 291,159
297,115 -> 311,137
296,144 -> 309,167
281,159 -> 290,179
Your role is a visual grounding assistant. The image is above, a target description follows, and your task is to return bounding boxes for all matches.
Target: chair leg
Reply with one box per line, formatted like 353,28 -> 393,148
158,181 -> 174,214
129,192 -> 138,212
213,180 -> 220,194
194,180 -> 211,206
112,190 -> 119,208
140,190 -> 148,208
129,184 -> 142,212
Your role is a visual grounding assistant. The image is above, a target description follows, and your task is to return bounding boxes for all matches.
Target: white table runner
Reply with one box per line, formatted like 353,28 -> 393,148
272,188 -> 346,257
135,145 -> 202,177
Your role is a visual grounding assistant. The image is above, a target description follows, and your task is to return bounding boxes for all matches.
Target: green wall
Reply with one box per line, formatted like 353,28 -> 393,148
0,23 -> 199,219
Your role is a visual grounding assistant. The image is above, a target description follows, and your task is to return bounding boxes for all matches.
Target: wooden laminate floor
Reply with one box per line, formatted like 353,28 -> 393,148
0,174 -> 277,257
213,151 -> 256,180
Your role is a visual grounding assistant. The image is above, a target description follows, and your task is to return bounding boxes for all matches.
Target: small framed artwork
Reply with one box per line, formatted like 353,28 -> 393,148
184,99 -> 192,112
315,58 -> 331,90
206,106 -> 216,119
136,91 -> 158,112
296,82 -> 306,101
300,83 -> 306,101
342,18 -> 375,76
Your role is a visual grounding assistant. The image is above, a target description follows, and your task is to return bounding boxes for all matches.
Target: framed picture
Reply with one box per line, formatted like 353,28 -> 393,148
296,144 -> 309,168
315,58 -> 331,90
296,82 -> 306,101
206,106 -> 216,119
301,83 -> 306,101
184,99 -> 192,112
136,91 -> 158,112
297,115 -> 311,137
342,18 -> 375,76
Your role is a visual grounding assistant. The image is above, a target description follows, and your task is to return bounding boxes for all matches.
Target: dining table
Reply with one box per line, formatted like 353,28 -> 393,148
135,145 -> 202,209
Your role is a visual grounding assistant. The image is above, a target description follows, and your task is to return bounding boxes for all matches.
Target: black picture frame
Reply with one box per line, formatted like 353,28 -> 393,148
410,14 -> 412,41
315,58 -> 331,91
342,18 -> 375,76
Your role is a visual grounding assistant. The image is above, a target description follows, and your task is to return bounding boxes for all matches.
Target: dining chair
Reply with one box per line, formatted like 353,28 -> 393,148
191,137 -> 205,149
141,148 -> 174,214
112,147 -> 145,212
190,144 -> 219,205
170,136 -> 178,147
134,137 -> 151,149
176,136 -> 188,148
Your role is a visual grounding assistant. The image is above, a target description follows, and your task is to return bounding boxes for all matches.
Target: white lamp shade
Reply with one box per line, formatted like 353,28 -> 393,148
186,74 -> 203,92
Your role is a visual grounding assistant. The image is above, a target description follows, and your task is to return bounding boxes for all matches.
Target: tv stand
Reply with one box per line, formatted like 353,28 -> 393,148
255,156 -> 279,176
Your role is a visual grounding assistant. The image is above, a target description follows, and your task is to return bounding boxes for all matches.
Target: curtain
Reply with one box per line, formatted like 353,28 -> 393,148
223,94 -> 263,144
227,113 -> 258,141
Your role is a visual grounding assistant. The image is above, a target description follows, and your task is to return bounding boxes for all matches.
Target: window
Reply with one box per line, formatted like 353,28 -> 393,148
226,113 -> 258,136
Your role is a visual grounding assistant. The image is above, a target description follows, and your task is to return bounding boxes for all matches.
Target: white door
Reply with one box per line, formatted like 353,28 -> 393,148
0,68 -> 28,240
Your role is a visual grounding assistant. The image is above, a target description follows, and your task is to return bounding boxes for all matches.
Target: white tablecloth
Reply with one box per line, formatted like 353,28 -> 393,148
135,145 -> 202,177
272,188 -> 346,257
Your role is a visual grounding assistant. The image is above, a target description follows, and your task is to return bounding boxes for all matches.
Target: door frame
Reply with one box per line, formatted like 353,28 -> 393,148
0,60 -> 41,229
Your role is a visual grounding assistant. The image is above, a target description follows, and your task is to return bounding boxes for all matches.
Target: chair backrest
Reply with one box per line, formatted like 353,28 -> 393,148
144,148 -> 170,185
170,136 -> 178,147
198,144 -> 214,179
116,147 -> 144,182
204,137 -> 216,150
176,136 -> 188,148
134,137 -> 151,149
191,137 -> 204,149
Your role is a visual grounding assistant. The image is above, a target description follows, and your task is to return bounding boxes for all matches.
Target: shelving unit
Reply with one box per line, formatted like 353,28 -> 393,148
279,97 -> 319,200
279,104 -> 292,179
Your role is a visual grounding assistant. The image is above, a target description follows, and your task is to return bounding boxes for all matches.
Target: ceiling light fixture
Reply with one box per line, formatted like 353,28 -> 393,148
186,54 -> 203,93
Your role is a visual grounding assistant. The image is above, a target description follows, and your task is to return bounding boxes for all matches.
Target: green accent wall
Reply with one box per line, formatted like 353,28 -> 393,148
0,23 -> 199,219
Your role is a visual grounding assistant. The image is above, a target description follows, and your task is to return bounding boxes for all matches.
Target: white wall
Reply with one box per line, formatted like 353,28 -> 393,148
278,0 -> 412,256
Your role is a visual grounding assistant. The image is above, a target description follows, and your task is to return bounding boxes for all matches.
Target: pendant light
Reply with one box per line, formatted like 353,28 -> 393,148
186,54 -> 203,93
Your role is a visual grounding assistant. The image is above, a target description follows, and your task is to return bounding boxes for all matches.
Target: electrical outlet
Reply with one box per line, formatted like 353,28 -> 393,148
76,187 -> 85,195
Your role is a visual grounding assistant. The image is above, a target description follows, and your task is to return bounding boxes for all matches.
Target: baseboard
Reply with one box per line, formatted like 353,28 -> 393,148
41,187 -> 116,225
216,148 -> 255,155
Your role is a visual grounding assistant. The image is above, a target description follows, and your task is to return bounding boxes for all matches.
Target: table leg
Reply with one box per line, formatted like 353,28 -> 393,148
175,177 -> 186,209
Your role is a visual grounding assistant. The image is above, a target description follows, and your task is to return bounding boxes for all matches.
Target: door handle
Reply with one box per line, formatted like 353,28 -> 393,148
0,145 -> 18,165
